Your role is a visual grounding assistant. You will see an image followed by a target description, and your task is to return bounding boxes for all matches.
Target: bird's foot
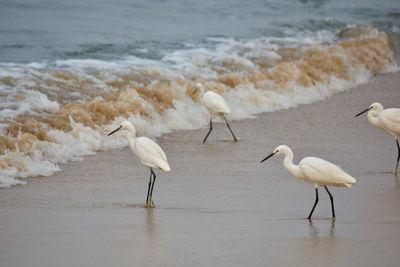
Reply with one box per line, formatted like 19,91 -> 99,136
233,137 -> 239,142
146,197 -> 155,208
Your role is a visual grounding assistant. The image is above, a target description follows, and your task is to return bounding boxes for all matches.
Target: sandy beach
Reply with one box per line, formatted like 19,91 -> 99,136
1,71 -> 400,266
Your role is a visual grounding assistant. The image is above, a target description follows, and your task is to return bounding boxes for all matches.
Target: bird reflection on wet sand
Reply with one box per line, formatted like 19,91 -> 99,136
145,207 -> 156,239
308,219 -> 336,238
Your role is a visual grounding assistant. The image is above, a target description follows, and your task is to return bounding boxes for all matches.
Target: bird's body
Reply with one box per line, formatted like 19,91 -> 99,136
296,157 -> 356,188
261,145 -> 356,219
130,136 -> 170,172
356,102 -> 400,174
108,121 -> 170,207
193,83 -> 238,143
202,91 -> 230,115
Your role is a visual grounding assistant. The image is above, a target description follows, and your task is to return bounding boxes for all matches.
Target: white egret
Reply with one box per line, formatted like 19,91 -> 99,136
260,145 -> 356,219
192,83 -> 238,143
107,121 -> 170,207
355,102 -> 400,174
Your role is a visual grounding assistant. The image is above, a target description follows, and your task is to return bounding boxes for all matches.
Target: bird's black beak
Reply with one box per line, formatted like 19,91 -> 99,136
355,107 -> 371,117
260,152 -> 277,163
107,125 -> 122,136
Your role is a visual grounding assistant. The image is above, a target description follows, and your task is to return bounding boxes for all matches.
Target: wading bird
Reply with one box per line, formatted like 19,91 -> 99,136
108,121 -> 170,207
355,102 -> 400,174
192,83 -> 238,143
260,145 -> 356,219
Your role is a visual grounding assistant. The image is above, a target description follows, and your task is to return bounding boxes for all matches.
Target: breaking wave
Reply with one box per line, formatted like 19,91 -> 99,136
0,26 -> 398,187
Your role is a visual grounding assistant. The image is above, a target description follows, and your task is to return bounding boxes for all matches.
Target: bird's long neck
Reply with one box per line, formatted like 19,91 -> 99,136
367,110 -> 383,130
282,149 -> 301,178
198,87 -> 205,98
126,126 -> 137,150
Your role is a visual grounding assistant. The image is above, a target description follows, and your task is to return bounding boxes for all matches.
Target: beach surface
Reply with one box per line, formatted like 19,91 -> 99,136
1,71 -> 400,267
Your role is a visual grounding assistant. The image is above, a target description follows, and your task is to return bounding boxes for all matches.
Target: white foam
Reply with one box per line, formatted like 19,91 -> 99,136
26,90 -> 60,112
26,62 -> 47,69
55,59 -> 120,70
0,148 -> 60,181
0,89 -> 59,123
0,175 -> 26,188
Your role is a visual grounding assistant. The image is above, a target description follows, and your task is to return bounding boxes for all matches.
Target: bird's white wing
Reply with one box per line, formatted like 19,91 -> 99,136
203,91 -> 230,114
135,137 -> 170,171
379,108 -> 400,136
299,157 -> 356,187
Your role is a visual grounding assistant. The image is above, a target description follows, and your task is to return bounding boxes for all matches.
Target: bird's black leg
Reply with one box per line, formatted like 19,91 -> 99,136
146,168 -> 153,205
324,186 -> 335,218
395,139 -> 400,175
149,169 -> 157,207
222,115 -> 238,142
202,119 -> 213,143
308,188 -> 319,219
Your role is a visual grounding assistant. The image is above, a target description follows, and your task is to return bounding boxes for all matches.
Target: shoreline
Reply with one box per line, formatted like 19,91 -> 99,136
1,71 -> 400,266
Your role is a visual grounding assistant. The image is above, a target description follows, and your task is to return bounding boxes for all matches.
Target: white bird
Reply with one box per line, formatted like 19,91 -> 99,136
355,102 -> 400,175
107,120 -> 170,207
260,145 -> 356,219
192,83 -> 238,143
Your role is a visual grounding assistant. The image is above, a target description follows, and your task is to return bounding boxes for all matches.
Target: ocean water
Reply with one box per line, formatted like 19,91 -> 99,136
0,0 -> 399,187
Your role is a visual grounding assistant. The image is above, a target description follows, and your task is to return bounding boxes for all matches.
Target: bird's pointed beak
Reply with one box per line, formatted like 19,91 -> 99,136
107,125 -> 122,136
260,152 -> 277,163
355,107 -> 372,117
191,88 -> 198,96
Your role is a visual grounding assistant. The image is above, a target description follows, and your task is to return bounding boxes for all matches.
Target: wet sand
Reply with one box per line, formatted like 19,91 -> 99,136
1,72 -> 400,267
